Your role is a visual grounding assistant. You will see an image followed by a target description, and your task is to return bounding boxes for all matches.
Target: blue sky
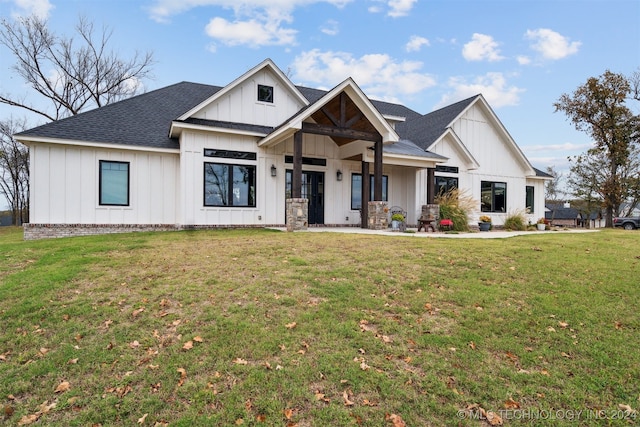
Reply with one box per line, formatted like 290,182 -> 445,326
1,0 -> 639,208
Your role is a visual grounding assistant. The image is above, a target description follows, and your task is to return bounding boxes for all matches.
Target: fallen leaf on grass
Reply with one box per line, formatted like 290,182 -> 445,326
54,381 -> 70,393
177,368 -> 186,387
182,341 -> 193,350
385,413 -> 406,427
68,358 -> 78,365
17,414 -> 38,425
342,391 -> 354,406
193,336 -> 203,343
129,341 -> 141,349
137,413 -> 148,424
285,322 -> 297,329
315,391 -> 330,403
504,398 -> 520,409
618,404 -> 636,415
283,408 -> 293,420
233,358 -> 248,365
132,307 -> 145,318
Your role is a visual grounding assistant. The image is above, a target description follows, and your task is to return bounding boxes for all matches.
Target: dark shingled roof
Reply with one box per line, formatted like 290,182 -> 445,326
383,140 -> 447,159
17,82 -> 223,150
17,80 -> 444,158
533,167 -> 553,178
395,95 -> 479,150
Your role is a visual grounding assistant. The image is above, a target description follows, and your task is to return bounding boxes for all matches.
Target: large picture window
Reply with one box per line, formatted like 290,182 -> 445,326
526,186 -> 535,214
99,160 -> 129,206
204,163 -> 256,207
351,173 -> 388,210
481,181 -> 507,212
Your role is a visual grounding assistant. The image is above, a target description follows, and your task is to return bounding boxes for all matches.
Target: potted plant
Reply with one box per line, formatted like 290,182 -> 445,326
391,213 -> 405,231
536,217 -> 546,231
478,215 -> 491,232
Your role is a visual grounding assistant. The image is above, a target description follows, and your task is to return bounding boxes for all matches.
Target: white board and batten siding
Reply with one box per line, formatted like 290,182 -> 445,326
193,69 -> 306,128
29,143 -> 180,225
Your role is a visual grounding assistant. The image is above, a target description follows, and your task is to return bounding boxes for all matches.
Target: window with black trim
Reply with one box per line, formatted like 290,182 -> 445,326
257,85 -> 273,103
526,186 -> 535,213
435,176 -> 458,197
99,160 -> 129,206
351,174 -> 388,210
481,181 -> 506,212
204,163 -> 256,207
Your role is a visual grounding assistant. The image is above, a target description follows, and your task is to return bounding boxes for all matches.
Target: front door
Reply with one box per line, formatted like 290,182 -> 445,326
286,170 -> 325,225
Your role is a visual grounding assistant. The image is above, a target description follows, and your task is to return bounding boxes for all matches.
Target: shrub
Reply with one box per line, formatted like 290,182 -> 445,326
504,211 -> 527,231
436,188 -> 476,232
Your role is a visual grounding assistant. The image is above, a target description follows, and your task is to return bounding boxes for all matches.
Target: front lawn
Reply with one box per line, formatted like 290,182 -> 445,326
0,227 -> 638,426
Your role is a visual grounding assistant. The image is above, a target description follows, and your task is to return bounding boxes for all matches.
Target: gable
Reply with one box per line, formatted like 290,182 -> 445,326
182,59 -> 307,128
450,100 -> 534,176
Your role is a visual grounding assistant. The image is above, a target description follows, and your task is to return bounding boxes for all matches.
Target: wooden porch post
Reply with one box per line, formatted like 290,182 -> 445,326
292,131 -> 303,198
361,161 -> 370,228
373,138 -> 383,201
427,167 -> 435,204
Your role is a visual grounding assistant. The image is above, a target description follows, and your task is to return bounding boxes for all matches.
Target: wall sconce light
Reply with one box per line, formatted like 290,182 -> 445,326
271,164 -> 277,177
336,170 -> 343,181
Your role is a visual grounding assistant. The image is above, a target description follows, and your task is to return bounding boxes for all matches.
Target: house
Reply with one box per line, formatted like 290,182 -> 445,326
546,202 -> 605,228
15,59 -> 550,239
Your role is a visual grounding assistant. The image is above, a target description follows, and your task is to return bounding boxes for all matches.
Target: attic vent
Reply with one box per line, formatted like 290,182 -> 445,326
258,84 -> 274,103
204,149 -> 257,160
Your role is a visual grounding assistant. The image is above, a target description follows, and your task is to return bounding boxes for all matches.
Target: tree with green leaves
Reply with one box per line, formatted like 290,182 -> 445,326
554,70 -> 640,227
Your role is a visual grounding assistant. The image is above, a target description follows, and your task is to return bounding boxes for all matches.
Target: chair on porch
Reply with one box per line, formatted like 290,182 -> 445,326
388,206 -> 407,232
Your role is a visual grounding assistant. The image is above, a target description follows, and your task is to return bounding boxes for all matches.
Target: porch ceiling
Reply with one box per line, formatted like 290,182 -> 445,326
307,91 -> 380,146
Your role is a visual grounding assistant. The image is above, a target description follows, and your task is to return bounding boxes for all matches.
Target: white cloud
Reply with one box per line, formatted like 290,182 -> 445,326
387,0 -> 416,17
10,0 -> 53,19
517,55 -> 531,65
148,0 -> 352,23
205,16 -> 297,47
462,33 -> 504,62
405,35 -> 429,52
525,28 -> 581,60
437,72 -> 524,108
320,19 -> 339,36
291,49 -> 436,102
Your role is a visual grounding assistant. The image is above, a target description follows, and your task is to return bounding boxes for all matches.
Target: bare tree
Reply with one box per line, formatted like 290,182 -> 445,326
0,15 -> 154,121
0,119 -> 29,225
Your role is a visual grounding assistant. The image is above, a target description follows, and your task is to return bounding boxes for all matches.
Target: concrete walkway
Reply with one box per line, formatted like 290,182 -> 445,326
272,227 -> 599,239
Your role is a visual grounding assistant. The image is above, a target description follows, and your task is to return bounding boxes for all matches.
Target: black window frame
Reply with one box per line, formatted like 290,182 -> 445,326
203,162 -> 256,208
481,181 -> 507,213
526,185 -> 535,214
99,160 -> 130,206
351,173 -> 388,210
257,84 -> 274,103
435,176 -> 459,197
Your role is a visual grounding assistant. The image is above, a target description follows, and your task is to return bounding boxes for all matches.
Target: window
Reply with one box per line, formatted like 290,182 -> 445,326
204,163 -> 256,207
481,181 -> 507,212
204,149 -> 256,160
526,186 -> 535,214
257,84 -> 273,103
99,160 -> 129,206
351,173 -> 388,210
435,176 -> 458,197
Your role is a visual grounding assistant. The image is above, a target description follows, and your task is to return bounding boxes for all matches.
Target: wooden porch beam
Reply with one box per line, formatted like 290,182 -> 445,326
373,138 -> 383,201
292,131 -> 303,198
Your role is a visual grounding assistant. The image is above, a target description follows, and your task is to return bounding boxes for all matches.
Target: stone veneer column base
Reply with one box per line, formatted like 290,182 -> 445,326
285,198 -> 309,232
367,201 -> 389,230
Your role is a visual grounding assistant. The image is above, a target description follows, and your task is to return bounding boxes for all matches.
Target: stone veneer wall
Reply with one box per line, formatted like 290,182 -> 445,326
22,223 -> 282,240
285,198 -> 308,232
367,201 -> 389,230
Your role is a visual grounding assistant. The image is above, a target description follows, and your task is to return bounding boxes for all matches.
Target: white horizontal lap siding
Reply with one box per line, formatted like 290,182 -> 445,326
29,143 -> 179,225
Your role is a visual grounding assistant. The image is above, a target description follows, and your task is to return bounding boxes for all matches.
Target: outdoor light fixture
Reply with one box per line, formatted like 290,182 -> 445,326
336,170 -> 343,181
271,164 -> 277,177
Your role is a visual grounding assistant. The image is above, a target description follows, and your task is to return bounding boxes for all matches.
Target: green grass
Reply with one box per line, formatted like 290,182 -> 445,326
1,226 -> 639,426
